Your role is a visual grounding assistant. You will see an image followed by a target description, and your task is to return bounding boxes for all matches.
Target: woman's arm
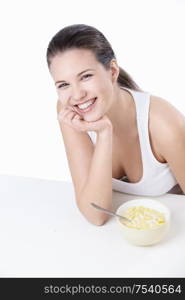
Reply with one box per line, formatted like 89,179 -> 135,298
57,101 -> 113,225
158,122 -> 185,194
78,127 -> 113,226
151,96 -> 185,194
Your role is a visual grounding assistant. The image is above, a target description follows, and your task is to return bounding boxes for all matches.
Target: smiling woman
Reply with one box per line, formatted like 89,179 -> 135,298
46,24 -> 185,226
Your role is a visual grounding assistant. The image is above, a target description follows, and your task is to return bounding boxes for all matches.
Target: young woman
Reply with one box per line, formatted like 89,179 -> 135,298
46,24 -> 185,226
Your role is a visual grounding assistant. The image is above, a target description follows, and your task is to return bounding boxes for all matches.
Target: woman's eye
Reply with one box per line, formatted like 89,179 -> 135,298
82,74 -> 93,79
58,83 -> 68,89
57,74 -> 93,89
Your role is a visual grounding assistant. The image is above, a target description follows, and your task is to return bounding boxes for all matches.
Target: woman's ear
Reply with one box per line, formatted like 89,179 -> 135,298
110,59 -> 120,83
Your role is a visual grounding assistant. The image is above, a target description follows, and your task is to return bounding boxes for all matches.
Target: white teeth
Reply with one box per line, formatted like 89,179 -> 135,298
78,98 -> 96,109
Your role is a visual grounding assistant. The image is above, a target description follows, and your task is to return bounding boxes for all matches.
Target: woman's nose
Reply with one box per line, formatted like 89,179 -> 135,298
71,86 -> 86,103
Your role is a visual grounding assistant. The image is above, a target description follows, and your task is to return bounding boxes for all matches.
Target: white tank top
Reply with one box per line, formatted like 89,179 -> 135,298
87,87 -> 178,196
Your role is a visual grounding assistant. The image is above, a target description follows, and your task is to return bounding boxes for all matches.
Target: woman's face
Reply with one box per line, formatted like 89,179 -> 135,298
49,48 -> 119,121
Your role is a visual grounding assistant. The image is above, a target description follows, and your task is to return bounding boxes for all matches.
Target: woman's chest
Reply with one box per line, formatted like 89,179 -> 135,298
112,133 -> 142,182
112,123 -> 166,183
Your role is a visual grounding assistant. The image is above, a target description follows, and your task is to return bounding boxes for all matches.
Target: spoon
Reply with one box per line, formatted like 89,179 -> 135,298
90,203 -> 131,223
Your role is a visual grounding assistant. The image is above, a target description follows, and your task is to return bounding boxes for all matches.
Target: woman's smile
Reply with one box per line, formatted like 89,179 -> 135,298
74,97 -> 98,115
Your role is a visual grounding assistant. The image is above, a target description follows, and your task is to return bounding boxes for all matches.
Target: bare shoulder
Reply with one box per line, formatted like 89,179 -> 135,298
150,94 -> 185,125
149,94 -> 185,157
149,94 -> 185,194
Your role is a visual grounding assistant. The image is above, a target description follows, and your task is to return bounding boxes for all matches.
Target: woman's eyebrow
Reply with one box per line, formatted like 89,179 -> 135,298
55,68 -> 95,85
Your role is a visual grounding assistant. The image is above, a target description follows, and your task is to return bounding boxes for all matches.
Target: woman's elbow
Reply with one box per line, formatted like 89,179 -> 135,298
77,200 -> 110,226
92,216 -> 109,226
79,206 -> 110,226
85,211 -> 111,226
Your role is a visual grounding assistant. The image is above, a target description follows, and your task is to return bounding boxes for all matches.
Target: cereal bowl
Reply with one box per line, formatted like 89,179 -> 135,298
116,198 -> 171,246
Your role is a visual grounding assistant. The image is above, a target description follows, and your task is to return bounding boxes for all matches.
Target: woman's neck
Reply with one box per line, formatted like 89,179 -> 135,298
106,86 -> 134,137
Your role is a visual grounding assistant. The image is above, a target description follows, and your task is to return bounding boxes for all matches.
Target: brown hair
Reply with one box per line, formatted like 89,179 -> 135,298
46,24 -> 143,92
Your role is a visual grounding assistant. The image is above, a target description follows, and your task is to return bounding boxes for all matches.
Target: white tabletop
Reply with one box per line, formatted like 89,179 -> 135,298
0,175 -> 185,278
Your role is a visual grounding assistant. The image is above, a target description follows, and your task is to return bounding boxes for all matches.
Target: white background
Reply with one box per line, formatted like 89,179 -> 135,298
0,0 -> 184,182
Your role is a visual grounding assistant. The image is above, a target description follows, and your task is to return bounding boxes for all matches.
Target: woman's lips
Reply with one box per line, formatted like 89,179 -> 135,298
74,97 -> 97,115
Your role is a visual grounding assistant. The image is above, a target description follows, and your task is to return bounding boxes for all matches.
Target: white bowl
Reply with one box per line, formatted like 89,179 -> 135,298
116,198 -> 171,246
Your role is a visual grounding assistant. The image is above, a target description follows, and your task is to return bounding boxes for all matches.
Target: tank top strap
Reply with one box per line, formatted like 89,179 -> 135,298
121,87 -> 165,176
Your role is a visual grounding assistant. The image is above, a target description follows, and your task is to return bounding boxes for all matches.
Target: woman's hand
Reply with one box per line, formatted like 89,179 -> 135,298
57,105 -> 112,134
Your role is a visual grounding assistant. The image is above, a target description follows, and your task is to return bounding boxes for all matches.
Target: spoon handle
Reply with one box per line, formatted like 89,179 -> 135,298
90,203 -> 130,222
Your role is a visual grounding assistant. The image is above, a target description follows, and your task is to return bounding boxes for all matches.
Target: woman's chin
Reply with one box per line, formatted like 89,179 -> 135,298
83,114 -> 103,122
83,114 -> 102,122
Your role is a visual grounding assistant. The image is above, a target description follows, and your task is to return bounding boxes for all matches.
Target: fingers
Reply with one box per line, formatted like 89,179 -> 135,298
72,117 -> 93,132
57,108 -> 83,131
73,115 -> 80,120
57,106 -> 111,133
73,114 -> 82,120
58,109 -> 74,123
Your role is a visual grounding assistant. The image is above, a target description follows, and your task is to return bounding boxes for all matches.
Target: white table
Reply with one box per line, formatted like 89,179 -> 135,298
0,175 -> 185,277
